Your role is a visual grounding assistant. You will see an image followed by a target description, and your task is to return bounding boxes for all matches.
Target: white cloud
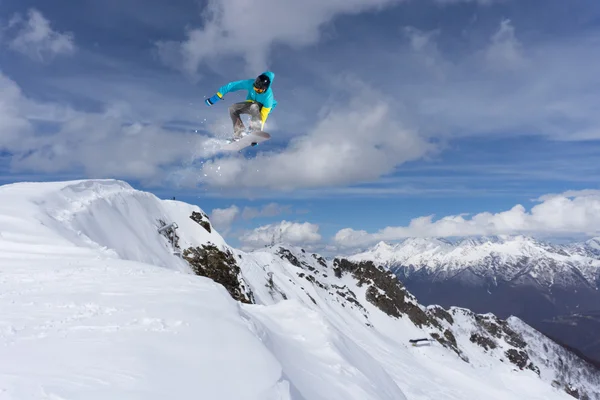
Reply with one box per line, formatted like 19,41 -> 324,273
210,205 -> 240,233
239,220 -> 322,249
196,79 -> 435,190
0,73 -> 33,149
7,9 -> 75,61
157,0 -> 401,74
536,190 -> 600,202
209,202 -> 292,234
334,190 -> 600,248
156,0 -> 495,74
390,19 -> 600,141
0,71 -> 217,185
485,19 -> 526,70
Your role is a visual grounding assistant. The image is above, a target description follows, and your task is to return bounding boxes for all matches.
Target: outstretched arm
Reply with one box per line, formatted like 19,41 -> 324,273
217,79 -> 254,97
206,79 -> 254,106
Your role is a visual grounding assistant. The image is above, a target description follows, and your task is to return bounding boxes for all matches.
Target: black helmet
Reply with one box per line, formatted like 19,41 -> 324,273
253,74 -> 270,92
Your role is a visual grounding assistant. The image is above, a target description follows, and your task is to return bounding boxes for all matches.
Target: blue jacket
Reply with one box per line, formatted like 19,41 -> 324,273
217,71 -> 277,124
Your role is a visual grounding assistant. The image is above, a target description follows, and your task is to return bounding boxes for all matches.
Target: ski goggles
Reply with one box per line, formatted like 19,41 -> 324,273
253,86 -> 266,93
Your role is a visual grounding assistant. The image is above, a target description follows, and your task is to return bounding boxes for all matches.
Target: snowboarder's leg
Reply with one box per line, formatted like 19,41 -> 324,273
229,102 -> 253,139
246,102 -> 263,133
228,101 -> 263,139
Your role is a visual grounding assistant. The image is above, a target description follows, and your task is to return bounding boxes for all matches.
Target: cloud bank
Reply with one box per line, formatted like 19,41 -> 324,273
157,0 -> 497,74
0,71 -> 215,185
157,0 -> 403,74
334,190 -> 600,248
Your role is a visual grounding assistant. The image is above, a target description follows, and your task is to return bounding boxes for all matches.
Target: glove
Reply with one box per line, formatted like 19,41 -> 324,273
205,93 -> 222,106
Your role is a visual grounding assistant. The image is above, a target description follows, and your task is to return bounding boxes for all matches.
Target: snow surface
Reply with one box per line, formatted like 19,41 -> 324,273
508,317 -> 600,399
0,179 -> 583,399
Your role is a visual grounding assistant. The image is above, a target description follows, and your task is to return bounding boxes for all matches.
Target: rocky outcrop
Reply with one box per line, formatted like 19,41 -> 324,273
190,211 -> 211,233
334,259 -> 433,325
470,333 -> 497,351
183,244 -> 254,304
332,258 -> 471,359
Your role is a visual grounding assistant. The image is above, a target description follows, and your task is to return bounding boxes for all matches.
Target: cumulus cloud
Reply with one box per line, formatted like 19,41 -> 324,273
210,205 -> 240,233
197,79 -> 435,190
0,71 -> 216,185
536,190 -> 600,202
239,220 -> 322,249
210,203 -> 292,233
157,0 -> 401,74
157,0 -> 497,74
334,190 -> 600,248
7,9 -> 75,61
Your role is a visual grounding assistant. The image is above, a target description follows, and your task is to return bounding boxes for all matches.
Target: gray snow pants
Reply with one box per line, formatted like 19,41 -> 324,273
229,101 -> 262,138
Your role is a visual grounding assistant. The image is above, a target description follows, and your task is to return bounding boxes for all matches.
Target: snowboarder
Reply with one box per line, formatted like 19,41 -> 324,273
205,71 -> 277,141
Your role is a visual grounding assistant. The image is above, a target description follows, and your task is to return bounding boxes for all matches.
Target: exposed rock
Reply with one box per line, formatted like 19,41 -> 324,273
428,305 -> 454,325
312,253 -> 328,268
265,272 -> 287,300
504,348 -> 539,374
183,244 -> 253,303
470,333 -> 497,351
430,331 -> 467,362
189,211 -> 212,233
297,272 -> 326,289
475,314 -> 527,349
505,349 -> 529,369
333,258 -> 435,328
277,247 -> 303,269
565,385 -> 584,400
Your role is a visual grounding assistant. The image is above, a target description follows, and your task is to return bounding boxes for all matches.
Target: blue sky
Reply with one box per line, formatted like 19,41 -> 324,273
1,0 -> 600,252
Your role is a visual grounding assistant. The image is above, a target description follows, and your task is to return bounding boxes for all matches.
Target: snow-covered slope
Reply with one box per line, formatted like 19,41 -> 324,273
1,180 -> 597,400
0,179 -> 227,269
567,237 -> 600,258
350,236 -> 600,288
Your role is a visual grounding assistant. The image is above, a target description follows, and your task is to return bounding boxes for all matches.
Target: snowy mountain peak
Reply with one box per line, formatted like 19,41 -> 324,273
586,237 -> 600,252
351,235 -> 600,288
403,237 -> 452,247
373,240 -> 394,251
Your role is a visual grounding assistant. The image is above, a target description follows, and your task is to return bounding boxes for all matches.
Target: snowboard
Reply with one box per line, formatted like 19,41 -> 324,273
221,131 -> 271,152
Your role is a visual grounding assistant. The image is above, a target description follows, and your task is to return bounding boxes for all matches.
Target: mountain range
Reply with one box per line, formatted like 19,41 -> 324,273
350,236 -> 600,366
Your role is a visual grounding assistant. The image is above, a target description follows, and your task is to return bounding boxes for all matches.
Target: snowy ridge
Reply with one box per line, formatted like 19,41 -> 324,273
508,317 -> 600,400
0,179 -> 226,269
349,236 -> 600,288
0,180 -> 597,400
